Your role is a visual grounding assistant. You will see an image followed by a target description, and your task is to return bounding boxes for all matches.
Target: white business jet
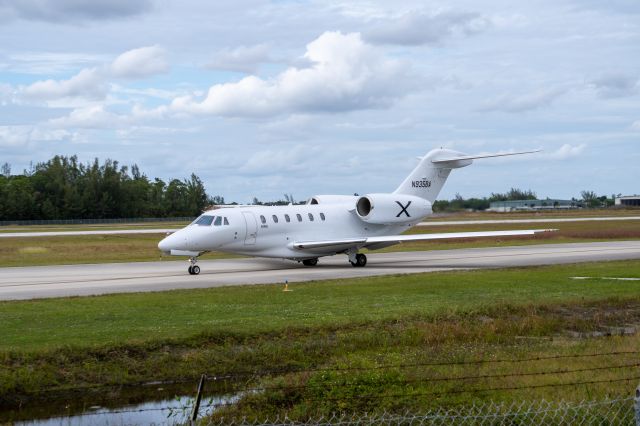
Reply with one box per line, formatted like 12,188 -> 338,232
158,148 -> 550,275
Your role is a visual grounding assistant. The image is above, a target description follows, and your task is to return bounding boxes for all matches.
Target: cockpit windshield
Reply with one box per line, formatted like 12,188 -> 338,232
193,215 -> 214,226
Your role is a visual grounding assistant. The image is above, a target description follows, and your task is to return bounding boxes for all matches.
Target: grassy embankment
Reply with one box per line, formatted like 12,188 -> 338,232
1,260 -> 640,417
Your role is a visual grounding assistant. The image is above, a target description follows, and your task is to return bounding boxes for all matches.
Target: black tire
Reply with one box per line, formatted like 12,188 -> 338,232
302,258 -> 318,266
188,266 -> 194,275
192,265 -> 200,275
356,253 -> 367,267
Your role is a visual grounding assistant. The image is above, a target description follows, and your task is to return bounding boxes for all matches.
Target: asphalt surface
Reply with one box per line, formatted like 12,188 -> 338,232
1,241 -> 639,300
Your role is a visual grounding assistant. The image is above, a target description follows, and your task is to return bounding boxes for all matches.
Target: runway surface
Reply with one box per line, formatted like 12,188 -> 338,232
1,241 -> 639,300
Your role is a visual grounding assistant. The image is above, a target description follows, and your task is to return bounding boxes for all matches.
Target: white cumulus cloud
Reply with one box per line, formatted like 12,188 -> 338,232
110,45 -> 169,79
170,31 -> 412,117
21,67 -> 105,101
48,105 -> 121,129
0,125 -> 74,146
15,45 -> 169,105
0,126 -> 31,147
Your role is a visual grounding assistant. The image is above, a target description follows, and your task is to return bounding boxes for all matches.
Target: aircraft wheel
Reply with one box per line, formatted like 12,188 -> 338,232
192,265 -> 201,275
188,266 -> 194,275
302,258 -> 318,266
351,253 -> 367,267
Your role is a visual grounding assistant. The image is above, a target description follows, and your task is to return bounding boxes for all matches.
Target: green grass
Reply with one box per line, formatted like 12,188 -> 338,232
2,260 -> 640,414
2,260 -> 640,352
0,234 -> 241,267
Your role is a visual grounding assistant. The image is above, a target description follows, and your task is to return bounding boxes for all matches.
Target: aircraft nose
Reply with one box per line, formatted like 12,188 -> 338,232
158,233 -> 176,254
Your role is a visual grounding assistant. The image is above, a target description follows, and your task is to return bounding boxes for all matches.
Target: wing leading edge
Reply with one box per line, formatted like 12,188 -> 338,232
292,229 -> 556,253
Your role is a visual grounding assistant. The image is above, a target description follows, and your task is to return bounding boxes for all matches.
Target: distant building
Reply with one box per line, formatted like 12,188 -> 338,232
488,199 -> 581,212
615,195 -> 640,207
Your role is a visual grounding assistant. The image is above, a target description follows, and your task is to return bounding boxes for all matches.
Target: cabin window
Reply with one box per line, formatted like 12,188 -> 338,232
320,213 -> 326,221
284,214 -> 290,222
296,214 -> 302,222
214,216 -> 222,226
224,217 -> 229,225
260,215 -> 266,224
272,215 -> 279,223
308,213 -> 314,221
194,215 -> 214,226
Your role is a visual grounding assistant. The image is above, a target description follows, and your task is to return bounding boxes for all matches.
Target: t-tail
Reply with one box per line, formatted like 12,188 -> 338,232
393,148 -> 540,203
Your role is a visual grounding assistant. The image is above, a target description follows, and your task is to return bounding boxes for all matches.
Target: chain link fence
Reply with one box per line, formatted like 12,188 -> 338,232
201,397 -> 636,425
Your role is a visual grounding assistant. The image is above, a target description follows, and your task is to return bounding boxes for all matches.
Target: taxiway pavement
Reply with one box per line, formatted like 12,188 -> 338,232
1,241 -> 639,300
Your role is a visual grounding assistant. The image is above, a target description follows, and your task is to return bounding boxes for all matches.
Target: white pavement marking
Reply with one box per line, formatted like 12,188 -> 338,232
1,241 -> 639,300
418,216 -> 640,226
570,276 -> 640,281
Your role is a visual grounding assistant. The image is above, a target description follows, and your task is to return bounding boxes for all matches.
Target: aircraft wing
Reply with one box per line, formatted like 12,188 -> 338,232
292,229 -> 556,253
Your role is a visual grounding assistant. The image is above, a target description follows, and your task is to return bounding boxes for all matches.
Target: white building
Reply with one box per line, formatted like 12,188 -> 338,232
615,195 -> 640,207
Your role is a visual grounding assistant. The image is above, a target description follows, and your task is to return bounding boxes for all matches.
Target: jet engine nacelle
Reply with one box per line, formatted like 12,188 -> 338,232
355,193 -> 432,225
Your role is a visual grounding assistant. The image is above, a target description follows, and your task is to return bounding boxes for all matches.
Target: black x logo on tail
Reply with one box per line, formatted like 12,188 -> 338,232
396,200 -> 411,217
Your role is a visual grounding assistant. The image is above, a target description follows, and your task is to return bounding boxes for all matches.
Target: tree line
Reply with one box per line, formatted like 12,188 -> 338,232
433,188 -> 619,212
433,188 -> 537,212
0,156 -> 208,220
0,156 -> 625,221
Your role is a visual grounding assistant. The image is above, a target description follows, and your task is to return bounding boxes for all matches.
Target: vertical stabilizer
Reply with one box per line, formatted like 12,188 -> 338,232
393,148 -> 472,203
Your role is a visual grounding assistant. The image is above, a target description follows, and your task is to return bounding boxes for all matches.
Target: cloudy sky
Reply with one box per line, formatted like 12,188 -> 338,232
1,0 -> 638,202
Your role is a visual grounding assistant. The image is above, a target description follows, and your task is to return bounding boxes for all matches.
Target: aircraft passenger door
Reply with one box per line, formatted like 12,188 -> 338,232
242,212 -> 257,245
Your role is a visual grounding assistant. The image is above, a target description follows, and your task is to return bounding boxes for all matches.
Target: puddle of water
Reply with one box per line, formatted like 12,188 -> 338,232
14,393 -> 241,426
2,380 -> 243,426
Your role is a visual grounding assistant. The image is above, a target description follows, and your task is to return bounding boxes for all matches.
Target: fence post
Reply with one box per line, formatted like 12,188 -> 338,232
636,384 -> 640,426
190,374 -> 206,425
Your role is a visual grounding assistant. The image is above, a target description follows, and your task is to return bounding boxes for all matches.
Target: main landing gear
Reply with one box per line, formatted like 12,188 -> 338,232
302,258 -> 318,266
349,253 -> 367,267
188,256 -> 200,275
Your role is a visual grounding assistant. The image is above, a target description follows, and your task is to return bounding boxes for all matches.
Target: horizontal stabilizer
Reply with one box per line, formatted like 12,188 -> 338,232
432,150 -> 541,163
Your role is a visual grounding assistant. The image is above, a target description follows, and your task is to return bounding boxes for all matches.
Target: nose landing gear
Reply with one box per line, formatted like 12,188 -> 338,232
188,257 -> 200,275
